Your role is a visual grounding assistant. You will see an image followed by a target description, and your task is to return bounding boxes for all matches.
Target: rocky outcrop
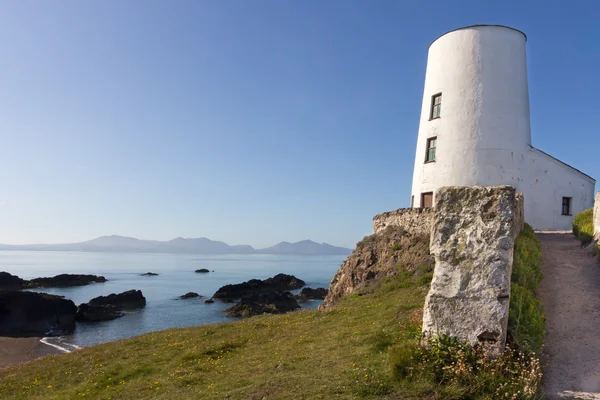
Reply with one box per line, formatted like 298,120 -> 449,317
75,304 -> 123,322
225,292 -> 300,317
179,292 -> 201,299
88,290 -> 146,310
319,227 -> 433,310
26,274 -> 107,288
422,186 -> 522,356
0,272 -> 25,291
594,192 -> 600,242
0,291 -> 76,335
213,274 -> 305,301
141,272 -> 159,276
373,207 -> 433,235
295,287 -> 328,302
205,298 -> 215,304
195,269 -> 210,273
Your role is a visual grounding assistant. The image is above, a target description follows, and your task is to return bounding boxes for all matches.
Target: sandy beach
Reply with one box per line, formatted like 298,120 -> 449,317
0,337 -> 63,369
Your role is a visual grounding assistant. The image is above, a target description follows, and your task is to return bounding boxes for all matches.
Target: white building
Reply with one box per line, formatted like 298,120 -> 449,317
410,24 -> 595,231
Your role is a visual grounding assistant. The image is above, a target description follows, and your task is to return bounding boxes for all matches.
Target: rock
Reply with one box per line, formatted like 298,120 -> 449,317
225,292 -> 300,317
204,298 -> 215,304
26,274 -> 107,288
141,272 -> 159,276
422,186 -> 521,356
319,227 -> 433,310
195,269 -> 210,273
179,292 -> 201,299
214,274 -> 305,301
88,290 -> 146,310
75,303 -> 123,322
295,287 -> 328,302
0,272 -> 25,291
0,291 -> 76,335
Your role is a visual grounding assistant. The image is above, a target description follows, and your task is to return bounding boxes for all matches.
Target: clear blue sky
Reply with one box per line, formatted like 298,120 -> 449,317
0,1 -> 598,248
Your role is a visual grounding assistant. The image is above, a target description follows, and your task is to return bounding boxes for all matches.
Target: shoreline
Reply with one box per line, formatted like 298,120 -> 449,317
0,337 -> 66,369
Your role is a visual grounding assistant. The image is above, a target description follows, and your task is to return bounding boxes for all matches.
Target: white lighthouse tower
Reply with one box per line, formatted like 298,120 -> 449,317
410,25 -> 595,230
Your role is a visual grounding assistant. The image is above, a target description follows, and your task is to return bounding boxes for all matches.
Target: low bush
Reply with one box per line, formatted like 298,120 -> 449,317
573,208 -> 594,245
390,335 -> 543,400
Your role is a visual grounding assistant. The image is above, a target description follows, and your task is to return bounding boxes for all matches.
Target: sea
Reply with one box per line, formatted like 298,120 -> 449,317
0,251 -> 345,352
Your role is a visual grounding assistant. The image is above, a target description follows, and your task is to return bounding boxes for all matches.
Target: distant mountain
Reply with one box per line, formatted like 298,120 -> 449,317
0,236 -> 351,256
258,240 -> 351,255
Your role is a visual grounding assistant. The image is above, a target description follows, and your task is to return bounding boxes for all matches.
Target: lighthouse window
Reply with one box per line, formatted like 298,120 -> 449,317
425,137 -> 437,163
562,197 -> 571,216
430,93 -> 442,119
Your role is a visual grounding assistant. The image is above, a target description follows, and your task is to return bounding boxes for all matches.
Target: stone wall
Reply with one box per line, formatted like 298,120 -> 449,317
373,208 -> 433,235
422,186 -> 522,356
595,192 -> 600,242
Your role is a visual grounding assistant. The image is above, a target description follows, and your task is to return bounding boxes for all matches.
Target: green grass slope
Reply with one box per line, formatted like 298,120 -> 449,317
0,226 -> 544,400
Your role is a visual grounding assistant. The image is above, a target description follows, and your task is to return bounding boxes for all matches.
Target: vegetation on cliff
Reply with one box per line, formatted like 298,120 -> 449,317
0,226 -> 545,399
572,208 -> 594,245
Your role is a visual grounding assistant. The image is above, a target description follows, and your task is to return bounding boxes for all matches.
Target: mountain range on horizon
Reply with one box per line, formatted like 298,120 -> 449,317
0,235 -> 353,256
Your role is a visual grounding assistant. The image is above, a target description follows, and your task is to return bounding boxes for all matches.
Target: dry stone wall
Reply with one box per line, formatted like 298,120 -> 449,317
422,186 -> 523,356
373,208 -> 433,235
594,192 -> 600,242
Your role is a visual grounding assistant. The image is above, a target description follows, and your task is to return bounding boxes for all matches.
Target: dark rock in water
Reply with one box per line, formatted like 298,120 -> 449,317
26,274 -> 107,288
76,303 -> 123,322
294,287 -> 328,302
0,272 -> 25,291
88,290 -> 146,310
179,292 -> 201,300
195,268 -> 210,273
213,273 -> 305,300
141,272 -> 159,276
0,291 -> 76,335
225,291 -> 300,317
204,298 -> 215,304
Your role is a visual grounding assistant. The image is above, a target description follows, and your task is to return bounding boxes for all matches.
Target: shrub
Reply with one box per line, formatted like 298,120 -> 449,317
390,335 -> 543,399
573,208 -> 594,245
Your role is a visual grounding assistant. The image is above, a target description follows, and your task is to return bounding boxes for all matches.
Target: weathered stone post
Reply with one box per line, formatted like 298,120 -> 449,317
594,192 -> 600,242
422,186 -> 523,356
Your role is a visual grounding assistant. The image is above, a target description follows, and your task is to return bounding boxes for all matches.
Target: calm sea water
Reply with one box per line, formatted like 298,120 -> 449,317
0,251 -> 345,349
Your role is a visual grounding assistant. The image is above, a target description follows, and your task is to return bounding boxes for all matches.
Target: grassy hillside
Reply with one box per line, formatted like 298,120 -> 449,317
0,226 -> 544,400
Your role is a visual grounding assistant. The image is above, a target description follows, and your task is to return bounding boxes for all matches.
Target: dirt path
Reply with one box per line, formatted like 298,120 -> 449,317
538,233 -> 600,398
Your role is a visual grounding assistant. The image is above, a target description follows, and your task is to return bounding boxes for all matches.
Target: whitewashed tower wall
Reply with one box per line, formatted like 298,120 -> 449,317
410,25 -> 531,208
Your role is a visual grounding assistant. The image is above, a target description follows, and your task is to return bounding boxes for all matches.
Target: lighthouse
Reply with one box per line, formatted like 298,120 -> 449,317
410,25 -> 595,230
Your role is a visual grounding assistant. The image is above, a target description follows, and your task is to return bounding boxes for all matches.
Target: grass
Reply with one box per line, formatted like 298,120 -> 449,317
0,272 -> 434,400
0,227 -> 545,400
509,224 -> 545,352
572,208 -> 594,245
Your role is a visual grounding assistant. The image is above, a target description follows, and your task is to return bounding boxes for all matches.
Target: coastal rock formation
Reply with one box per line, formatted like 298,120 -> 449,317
0,291 -> 76,335
422,186 -> 522,356
214,274 -> 305,301
195,269 -> 210,273
319,227 -> 433,310
179,292 -> 201,299
26,274 -> 107,288
76,304 -> 123,322
88,290 -> 146,310
205,298 -> 215,304
225,292 -> 300,317
141,272 -> 159,276
294,287 -> 328,302
0,272 -> 25,291
373,207 -> 433,235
